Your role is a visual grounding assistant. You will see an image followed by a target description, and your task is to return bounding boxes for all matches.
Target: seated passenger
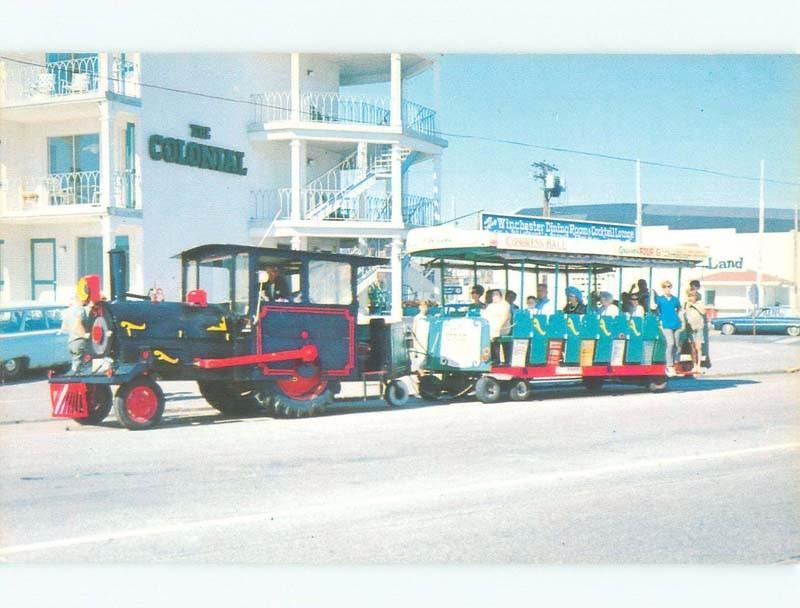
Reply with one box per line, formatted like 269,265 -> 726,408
505,290 -> 519,313
532,283 -> 555,316
626,293 -> 645,317
597,291 -> 620,316
483,289 -> 511,363
468,284 -> 486,312
563,286 -> 586,314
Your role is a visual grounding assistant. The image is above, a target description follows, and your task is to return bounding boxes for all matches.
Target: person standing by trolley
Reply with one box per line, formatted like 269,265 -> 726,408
61,291 -> 93,375
483,289 -> 512,363
682,288 -> 707,374
651,280 -> 682,376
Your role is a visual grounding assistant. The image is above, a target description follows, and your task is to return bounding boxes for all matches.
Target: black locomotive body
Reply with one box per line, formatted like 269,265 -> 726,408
49,244 -> 411,429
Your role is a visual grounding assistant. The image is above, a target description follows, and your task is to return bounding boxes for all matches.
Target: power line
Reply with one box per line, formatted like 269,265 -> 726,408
2,54 -> 799,188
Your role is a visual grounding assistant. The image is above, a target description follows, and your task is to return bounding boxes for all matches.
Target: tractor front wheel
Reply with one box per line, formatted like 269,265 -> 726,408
115,377 -> 165,430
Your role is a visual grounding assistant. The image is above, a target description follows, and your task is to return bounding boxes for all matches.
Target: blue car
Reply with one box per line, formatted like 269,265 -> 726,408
0,303 -> 69,380
712,306 -> 800,337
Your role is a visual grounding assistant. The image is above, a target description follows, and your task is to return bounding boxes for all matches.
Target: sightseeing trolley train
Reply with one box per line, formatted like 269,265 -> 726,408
405,226 -> 709,403
49,244 -> 411,429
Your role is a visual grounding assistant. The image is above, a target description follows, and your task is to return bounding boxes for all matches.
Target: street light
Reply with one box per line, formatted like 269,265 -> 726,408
531,161 -> 566,218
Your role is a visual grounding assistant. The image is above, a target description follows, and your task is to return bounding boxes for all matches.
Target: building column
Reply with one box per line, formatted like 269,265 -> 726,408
433,154 -> 442,223
433,60 -> 441,115
98,100 -> 115,207
390,237 -> 403,322
98,53 -> 111,94
390,53 -> 402,128
290,139 -> 303,221
391,144 -> 403,226
290,53 -> 301,121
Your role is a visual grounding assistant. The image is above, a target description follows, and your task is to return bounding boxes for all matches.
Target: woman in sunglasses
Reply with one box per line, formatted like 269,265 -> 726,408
651,280 -> 682,376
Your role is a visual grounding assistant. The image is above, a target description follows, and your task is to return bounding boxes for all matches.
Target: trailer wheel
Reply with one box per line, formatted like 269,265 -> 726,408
648,376 -> 668,392
73,385 -> 113,425
475,376 -> 503,404
114,378 -> 165,430
384,379 -> 410,407
417,374 -> 443,401
198,381 -> 275,417
508,379 -> 531,401
582,377 -> 604,394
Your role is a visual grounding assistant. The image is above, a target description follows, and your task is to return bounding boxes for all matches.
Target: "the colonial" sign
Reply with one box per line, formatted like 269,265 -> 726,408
148,124 -> 247,176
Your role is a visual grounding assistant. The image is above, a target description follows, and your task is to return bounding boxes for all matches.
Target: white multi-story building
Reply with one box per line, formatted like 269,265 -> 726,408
0,52 -> 446,317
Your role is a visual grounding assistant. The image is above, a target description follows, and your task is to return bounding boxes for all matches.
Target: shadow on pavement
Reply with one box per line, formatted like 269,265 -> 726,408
60,376 -> 766,431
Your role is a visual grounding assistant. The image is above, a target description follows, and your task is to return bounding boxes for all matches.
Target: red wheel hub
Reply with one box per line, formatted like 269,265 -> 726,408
275,373 -> 328,401
126,385 -> 158,423
91,323 -> 105,343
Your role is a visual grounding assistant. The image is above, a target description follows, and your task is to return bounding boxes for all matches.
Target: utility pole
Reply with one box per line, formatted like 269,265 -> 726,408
531,161 -> 564,218
635,159 -> 642,242
757,160 -> 765,309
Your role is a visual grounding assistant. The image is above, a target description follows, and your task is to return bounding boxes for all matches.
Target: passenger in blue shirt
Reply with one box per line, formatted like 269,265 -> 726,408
651,280 -> 681,375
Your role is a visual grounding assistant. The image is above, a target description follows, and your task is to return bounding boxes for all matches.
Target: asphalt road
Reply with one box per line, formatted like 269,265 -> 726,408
0,334 -> 798,564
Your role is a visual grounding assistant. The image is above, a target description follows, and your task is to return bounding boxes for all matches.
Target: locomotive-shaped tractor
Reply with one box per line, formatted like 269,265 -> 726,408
49,244 -> 411,429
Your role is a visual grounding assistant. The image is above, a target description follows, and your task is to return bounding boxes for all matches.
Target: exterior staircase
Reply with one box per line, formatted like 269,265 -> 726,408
303,144 -> 413,221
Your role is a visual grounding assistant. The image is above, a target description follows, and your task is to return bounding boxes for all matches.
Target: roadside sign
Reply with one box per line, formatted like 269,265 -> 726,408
747,283 -> 759,306
480,212 -> 637,242
443,285 -> 463,296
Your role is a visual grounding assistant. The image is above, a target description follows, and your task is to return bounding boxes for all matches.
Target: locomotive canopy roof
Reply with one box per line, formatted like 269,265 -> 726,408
406,227 -> 708,270
178,244 -> 388,267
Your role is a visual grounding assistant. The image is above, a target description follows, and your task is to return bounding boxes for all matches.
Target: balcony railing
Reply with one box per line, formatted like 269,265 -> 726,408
402,194 -> 440,226
249,188 -> 439,226
250,91 -> 438,136
1,54 -> 139,105
1,170 -> 140,213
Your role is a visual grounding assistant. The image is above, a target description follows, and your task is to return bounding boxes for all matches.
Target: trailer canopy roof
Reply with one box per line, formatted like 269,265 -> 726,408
406,227 -> 707,270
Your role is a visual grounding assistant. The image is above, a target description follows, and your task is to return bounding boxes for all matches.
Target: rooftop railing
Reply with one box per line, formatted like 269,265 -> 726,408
1,54 -> 139,105
250,91 -> 439,136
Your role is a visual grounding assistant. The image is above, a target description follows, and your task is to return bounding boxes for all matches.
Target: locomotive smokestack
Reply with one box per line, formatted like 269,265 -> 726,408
108,248 -> 128,301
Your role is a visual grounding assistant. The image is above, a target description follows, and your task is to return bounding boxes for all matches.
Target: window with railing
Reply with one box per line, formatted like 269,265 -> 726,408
47,134 -> 100,205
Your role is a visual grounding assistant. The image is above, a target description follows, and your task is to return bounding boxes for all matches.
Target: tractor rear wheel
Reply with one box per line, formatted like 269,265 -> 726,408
198,381 -> 275,417
272,365 -> 332,418
73,384 -> 113,425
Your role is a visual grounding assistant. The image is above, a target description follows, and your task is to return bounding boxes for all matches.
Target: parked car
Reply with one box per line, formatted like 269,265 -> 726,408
711,306 -> 800,337
0,303 -> 69,380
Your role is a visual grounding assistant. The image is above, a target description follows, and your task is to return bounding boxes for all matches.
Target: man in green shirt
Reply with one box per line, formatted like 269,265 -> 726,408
61,294 -> 93,374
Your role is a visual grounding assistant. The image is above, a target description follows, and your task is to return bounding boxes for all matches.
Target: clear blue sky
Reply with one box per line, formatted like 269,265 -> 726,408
400,55 -> 799,219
